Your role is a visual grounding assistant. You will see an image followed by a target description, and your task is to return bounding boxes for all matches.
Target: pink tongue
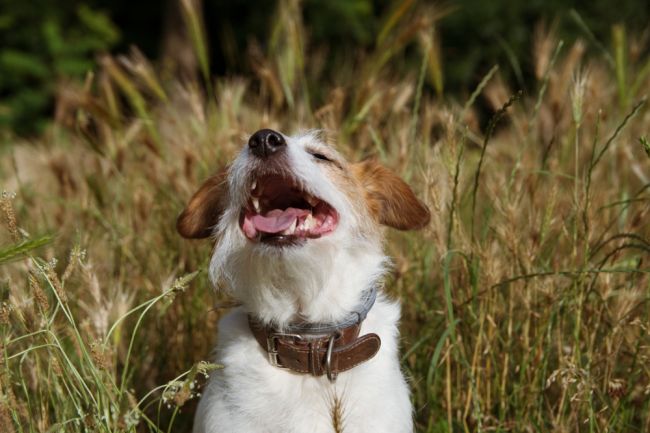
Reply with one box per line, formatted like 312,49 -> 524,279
251,208 -> 310,233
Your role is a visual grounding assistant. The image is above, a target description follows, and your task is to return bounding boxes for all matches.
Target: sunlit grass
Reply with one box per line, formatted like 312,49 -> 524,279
1,2 -> 649,432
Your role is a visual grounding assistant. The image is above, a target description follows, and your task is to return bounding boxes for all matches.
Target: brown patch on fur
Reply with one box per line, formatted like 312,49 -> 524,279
177,169 -> 228,239
351,160 -> 430,230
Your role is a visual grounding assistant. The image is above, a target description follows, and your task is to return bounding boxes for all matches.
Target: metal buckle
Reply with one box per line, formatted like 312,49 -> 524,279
266,332 -> 302,369
325,332 -> 340,382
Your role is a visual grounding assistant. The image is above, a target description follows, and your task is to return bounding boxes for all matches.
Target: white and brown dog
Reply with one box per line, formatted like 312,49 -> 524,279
177,129 -> 429,433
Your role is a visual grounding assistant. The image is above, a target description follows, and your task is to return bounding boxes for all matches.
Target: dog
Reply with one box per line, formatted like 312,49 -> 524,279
177,129 -> 429,433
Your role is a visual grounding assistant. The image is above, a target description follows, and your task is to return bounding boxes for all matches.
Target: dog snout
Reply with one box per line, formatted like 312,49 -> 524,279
248,129 -> 286,159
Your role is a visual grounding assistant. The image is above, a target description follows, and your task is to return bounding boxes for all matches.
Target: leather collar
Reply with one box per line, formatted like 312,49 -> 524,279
248,288 -> 381,381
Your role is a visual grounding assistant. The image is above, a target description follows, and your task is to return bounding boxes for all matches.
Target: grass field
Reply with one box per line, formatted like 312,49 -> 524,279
1,4 -> 650,432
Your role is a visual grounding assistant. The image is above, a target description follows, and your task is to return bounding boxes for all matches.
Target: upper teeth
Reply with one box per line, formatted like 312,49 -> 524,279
252,197 -> 260,212
251,180 -> 257,190
306,195 -> 319,207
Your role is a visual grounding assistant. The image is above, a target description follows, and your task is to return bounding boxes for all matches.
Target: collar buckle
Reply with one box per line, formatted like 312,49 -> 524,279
266,332 -> 303,368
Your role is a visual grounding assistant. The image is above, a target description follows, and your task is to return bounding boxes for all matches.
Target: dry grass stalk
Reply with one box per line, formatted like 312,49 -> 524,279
0,6 -> 649,432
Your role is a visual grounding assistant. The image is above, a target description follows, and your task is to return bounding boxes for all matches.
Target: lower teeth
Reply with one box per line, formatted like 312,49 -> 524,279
281,219 -> 298,235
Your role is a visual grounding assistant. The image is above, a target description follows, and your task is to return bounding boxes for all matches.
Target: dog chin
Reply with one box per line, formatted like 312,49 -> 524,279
209,224 -> 347,314
210,218 -> 344,277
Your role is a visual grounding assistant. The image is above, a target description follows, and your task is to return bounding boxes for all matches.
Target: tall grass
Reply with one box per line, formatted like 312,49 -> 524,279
1,2 -> 649,432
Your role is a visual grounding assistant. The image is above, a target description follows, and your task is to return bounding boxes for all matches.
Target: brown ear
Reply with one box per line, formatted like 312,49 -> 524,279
352,160 -> 430,230
177,170 -> 228,239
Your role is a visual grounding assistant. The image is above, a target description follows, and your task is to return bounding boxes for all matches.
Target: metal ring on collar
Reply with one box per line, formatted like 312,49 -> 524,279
325,333 -> 338,382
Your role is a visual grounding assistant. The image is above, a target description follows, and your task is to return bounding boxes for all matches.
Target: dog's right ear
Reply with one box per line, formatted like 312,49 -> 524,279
177,170 -> 228,239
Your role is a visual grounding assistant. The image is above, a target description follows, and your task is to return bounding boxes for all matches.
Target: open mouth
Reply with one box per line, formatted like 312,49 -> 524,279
240,174 -> 339,246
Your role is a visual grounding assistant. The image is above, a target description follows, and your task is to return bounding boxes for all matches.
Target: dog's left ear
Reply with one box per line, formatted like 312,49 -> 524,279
352,160 -> 430,230
177,169 -> 228,239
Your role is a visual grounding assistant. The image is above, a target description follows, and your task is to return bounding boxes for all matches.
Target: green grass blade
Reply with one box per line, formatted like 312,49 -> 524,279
0,235 -> 54,265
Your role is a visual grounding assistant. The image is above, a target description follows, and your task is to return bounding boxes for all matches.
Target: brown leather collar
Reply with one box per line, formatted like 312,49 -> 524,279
249,316 -> 381,381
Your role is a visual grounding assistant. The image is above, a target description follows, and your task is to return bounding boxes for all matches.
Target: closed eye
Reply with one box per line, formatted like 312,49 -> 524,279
311,152 -> 331,162
307,148 -> 342,168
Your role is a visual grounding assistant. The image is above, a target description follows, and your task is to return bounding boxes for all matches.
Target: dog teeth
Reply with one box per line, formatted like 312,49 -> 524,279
306,195 -> 319,207
252,197 -> 260,212
304,214 -> 315,229
282,219 -> 297,235
296,216 -> 307,232
251,180 -> 257,190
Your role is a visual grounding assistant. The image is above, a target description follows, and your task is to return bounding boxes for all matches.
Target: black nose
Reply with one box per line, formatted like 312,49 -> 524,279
248,129 -> 286,158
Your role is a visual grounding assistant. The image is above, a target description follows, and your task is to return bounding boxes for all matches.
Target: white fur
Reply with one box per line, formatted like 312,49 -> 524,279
195,131 -> 414,433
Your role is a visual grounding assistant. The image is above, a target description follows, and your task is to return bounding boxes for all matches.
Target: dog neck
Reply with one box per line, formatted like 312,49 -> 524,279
251,285 -> 378,334
211,234 -> 387,329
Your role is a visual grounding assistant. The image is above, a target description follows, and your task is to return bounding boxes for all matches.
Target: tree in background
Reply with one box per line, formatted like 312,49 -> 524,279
0,0 -> 119,135
1,0 -> 648,136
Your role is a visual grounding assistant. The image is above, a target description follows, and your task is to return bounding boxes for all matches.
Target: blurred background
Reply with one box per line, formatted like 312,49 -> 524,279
1,0 -> 649,135
2,1 -> 650,432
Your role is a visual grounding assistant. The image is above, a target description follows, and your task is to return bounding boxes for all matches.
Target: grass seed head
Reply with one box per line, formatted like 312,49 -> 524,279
571,69 -> 589,126
0,191 -> 18,241
0,302 -> 10,325
29,273 -> 49,314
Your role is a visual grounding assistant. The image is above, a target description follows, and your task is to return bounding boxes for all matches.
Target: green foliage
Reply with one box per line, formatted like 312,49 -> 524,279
2,0 -> 650,136
0,0 -> 119,135
440,0 -> 650,90
304,0 -> 377,45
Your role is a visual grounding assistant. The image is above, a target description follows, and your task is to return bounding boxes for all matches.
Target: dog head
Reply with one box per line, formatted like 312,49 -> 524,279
177,129 -> 429,323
